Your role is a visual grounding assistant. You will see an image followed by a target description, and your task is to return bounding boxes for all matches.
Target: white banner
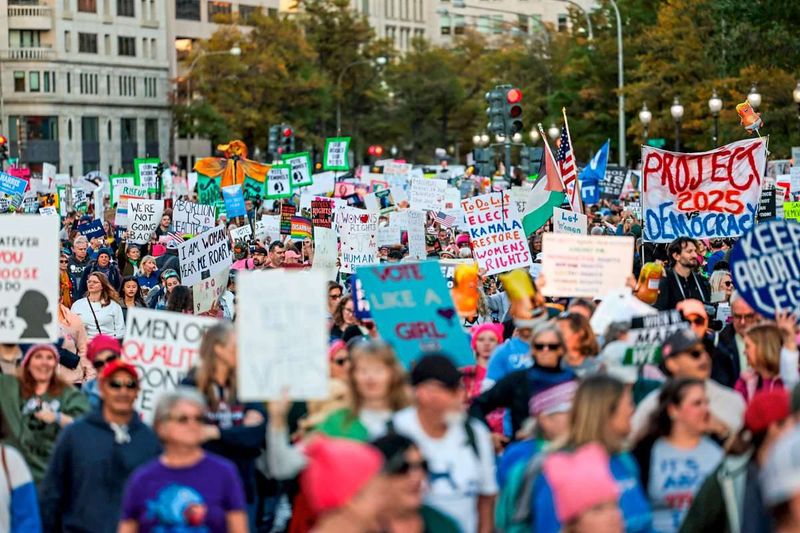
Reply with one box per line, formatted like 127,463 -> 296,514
192,267 -> 229,315
128,199 -> 164,244
461,192 -> 532,275
338,207 -> 379,274
178,225 -> 233,286
409,178 -> 447,211
173,200 -> 216,235
407,210 -> 427,260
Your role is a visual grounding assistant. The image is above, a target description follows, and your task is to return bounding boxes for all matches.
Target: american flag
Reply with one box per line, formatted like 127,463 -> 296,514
432,211 -> 456,228
556,125 -> 583,213
163,231 -> 185,244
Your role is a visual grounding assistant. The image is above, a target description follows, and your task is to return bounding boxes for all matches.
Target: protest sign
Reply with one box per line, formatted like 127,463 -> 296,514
641,138 -> 766,242
133,157 -> 161,196
282,152 -> 313,188
192,267 -> 229,315
622,310 -> 689,365
72,188 -> 88,213
39,206 -> 58,216
601,165 -> 627,199
311,226 -> 338,271
173,200 -> 215,235
730,220 -> 800,318
229,225 -> 252,242
177,225 -> 233,286
311,198 -> 333,228
461,192 -> 532,275
222,184 -> 247,218
792,167 -> 800,194
508,186 -> 531,215
540,233 -> 634,298
407,210 -> 427,260
122,308 -> 217,422
350,275 -> 372,320
21,193 -> 38,214
0,171 -> 28,209
37,192 -> 58,209
439,259 -> 476,289
109,174 -> 135,206
76,219 -> 105,240
280,203 -> 296,235
258,215 -> 281,243
241,176 -> 264,201
197,175 -> 222,207
338,207 -> 379,274
553,207 -> 588,235
290,216 -> 312,240
265,164 -> 292,199
303,172 -> 336,196
357,261 -> 473,369
758,188 -> 777,222
41,163 -> 56,190
785,202 -> 800,222
127,199 -> 164,244
114,184 -> 148,226
409,178 -> 447,211
0,215 -> 59,343
323,137 -> 351,171
377,225 -> 402,247
237,270 -> 329,400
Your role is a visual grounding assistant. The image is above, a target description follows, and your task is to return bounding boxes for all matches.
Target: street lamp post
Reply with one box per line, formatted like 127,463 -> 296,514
548,123 -> 560,141
793,82 -> 800,135
638,103 -> 651,144
529,128 -> 540,144
336,56 -> 388,136
187,45 -> 242,72
472,134 -> 482,146
747,84 -> 761,109
670,96 -> 684,152
608,0 -> 625,167
708,89 -> 722,148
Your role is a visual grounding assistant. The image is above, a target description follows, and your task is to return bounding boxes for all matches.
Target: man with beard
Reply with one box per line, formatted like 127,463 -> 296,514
654,237 -> 710,310
252,245 -> 268,269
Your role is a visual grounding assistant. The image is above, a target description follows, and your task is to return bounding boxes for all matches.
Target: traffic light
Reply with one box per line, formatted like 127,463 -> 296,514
279,125 -> 294,155
367,145 -> 384,157
520,146 -> 543,177
0,136 -> 7,162
485,88 -> 505,136
473,147 -> 495,176
268,125 -> 281,160
504,87 -> 523,137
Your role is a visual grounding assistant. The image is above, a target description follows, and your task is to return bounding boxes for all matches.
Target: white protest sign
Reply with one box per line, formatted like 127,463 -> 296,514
192,267 -> 229,315
541,233 -> 634,298
553,207 -> 588,235
625,311 -> 689,365
173,200 -> 215,235
42,163 -> 56,191
312,226 -> 338,271
303,172 -> 336,196
283,153 -> 313,188
407,210 -> 427,260
258,215 -> 281,243
237,270 -> 329,400
265,165 -> 292,199
0,215 -> 59,343
338,207 -> 379,274
409,178 -> 447,211
178,225 -> 233,286
377,225 -> 402,247
114,184 -> 148,226
461,192 -> 532,275
128,199 -> 164,244
229,224 -> 252,242
38,206 -> 58,216
188,172 -> 198,194
121,308 -> 218,422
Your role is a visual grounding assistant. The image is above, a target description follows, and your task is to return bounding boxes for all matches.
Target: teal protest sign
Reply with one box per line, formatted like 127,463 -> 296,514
357,261 -> 473,369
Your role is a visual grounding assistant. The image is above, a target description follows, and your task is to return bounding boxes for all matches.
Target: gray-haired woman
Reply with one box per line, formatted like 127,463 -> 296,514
118,387 -> 248,533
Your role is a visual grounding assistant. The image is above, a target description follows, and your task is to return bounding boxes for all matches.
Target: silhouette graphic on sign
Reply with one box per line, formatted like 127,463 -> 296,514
16,290 -> 51,339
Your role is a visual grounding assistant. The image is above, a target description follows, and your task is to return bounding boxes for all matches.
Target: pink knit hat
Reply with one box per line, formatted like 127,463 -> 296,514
300,436 -> 383,513
21,344 -> 60,368
470,323 -> 505,352
543,443 -> 620,524
86,334 -> 122,362
327,339 -> 347,361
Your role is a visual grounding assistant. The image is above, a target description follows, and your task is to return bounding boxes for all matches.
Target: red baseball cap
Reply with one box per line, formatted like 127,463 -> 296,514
99,359 -> 139,382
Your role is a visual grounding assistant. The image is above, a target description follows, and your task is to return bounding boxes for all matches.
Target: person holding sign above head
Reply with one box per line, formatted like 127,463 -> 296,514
116,242 -> 143,278
654,238 -> 711,311
39,360 -> 161,533
71,271 -> 125,341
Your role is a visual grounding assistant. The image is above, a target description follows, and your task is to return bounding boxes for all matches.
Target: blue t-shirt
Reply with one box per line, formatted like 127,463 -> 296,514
121,452 -> 246,533
497,438 -> 546,488
485,337 -> 533,388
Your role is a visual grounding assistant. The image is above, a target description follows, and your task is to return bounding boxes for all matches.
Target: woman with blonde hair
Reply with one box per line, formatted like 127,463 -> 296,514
708,270 -> 733,303
136,254 -> 160,297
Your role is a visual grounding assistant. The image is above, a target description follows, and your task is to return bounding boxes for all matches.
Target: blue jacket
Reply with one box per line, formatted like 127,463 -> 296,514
38,409 -> 161,532
531,452 -> 654,533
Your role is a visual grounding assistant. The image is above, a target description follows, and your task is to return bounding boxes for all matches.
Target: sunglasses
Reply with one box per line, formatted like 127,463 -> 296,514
93,354 -> 119,370
169,414 -> 205,425
533,343 -> 561,352
722,281 -> 732,287
386,457 -> 429,476
680,348 -> 707,360
688,316 -> 707,326
329,293 -> 342,300
108,379 -> 137,390
333,357 -> 350,367
59,259 -> 68,263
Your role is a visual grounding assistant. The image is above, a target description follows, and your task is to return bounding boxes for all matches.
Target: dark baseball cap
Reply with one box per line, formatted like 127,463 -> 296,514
661,328 -> 702,359
410,354 -> 462,390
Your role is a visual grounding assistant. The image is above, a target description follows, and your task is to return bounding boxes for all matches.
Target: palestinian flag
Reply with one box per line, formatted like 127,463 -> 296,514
522,135 -> 566,236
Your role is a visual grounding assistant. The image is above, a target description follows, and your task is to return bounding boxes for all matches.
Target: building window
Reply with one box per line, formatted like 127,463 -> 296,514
80,73 -> 99,94
107,74 -> 111,95
362,0 -> 368,15
121,118 -> 136,142
454,14 -> 465,34
119,75 -> 137,96
175,0 -> 200,19
68,119 -> 73,141
43,71 -> 56,93
117,0 -> 134,15
82,117 -> 99,142
238,4 -> 260,22
14,72 -> 25,92
267,7 -> 277,17
144,77 -> 157,98
9,30 -> 42,49
145,118 -> 158,145
118,36 -> 136,56
67,72 -> 71,93
517,14 -> 528,33
29,72 -> 40,92
150,38 -> 156,59
78,0 -> 96,12
557,13 -> 567,32
78,33 -> 98,53
64,31 -> 71,52
107,120 -> 112,140
207,1 -> 231,20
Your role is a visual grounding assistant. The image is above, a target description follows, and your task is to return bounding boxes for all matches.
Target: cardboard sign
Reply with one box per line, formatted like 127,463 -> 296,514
192,267 -> 229,315
323,137 -> 351,171
128,199 -> 164,244
377,225 -> 402,247
265,165 -> 292,199
553,207 -> 588,235
121,308 -> 218,422
601,165 -> 627,199
21,193 -> 39,214
229,224 -> 253,242
76,219 -> 105,240
110,174 -> 135,206
0,171 -> 29,209
115,184 -> 148,226
134,157 -> 161,196
222,184 -> 247,218
641,138 -> 766,242
730,220 -> 800,318
623,310 -> 689,365
357,261 -> 473,369
41,162 -> 56,190
311,226 -> 338,271
540,233 -> 634,298
173,200 -> 216,235
241,176 -> 264,201
280,204 -> 296,235
282,152 -> 313,188
0,215 -> 59,342
311,199 -> 333,229
409,178 -> 447,211
338,207 -> 379,274
258,215 -> 281,243
237,270 -> 329,400
364,189 -> 397,214
178,225 -> 234,286
303,172 -> 336,196
461,192 -> 532,275
407,210 -> 427,260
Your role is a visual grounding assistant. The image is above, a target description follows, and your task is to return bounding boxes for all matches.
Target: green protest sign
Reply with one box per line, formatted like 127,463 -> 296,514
282,151 -> 313,187
323,137 -> 350,171
133,157 -> 161,196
